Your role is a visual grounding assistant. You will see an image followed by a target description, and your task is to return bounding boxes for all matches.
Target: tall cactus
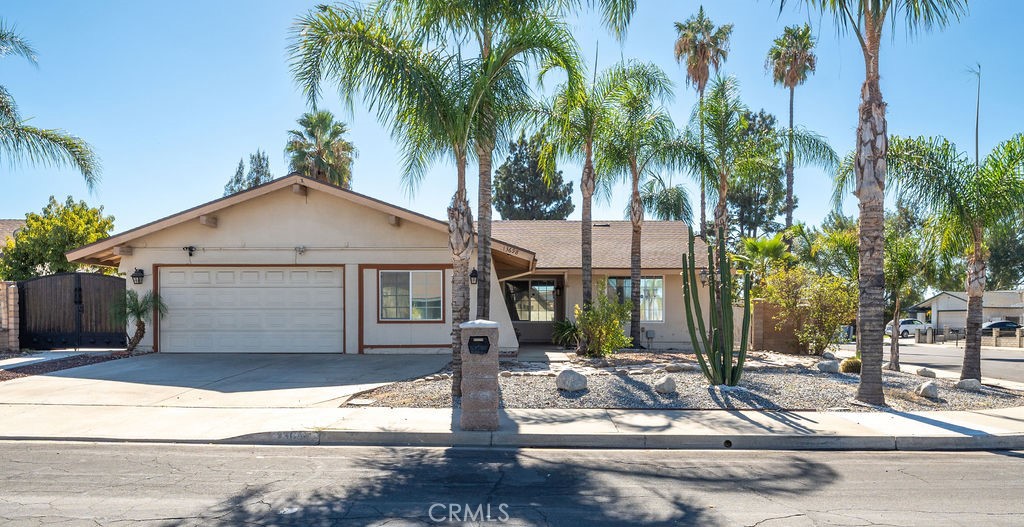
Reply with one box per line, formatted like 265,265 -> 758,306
681,227 -> 752,386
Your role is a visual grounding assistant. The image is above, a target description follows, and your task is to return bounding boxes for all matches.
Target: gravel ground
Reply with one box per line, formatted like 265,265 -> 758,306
360,366 -> 1024,412
0,353 -> 121,382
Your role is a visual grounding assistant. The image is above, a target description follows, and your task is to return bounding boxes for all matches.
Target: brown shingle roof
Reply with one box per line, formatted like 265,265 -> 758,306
0,219 -> 25,244
491,220 -> 707,270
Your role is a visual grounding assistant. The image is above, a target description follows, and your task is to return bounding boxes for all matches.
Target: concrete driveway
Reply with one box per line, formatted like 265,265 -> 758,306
0,353 -> 449,408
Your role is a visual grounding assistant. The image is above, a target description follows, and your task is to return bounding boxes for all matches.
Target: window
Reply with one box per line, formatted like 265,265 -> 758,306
503,280 -> 556,322
607,276 -> 665,322
380,270 -> 443,321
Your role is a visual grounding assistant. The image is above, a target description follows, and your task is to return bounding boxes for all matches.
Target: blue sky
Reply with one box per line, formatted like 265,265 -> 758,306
2,1 -> 1021,234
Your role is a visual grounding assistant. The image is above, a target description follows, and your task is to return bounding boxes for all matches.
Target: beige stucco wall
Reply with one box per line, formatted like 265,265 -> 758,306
114,186 -> 517,353
554,268 -> 710,350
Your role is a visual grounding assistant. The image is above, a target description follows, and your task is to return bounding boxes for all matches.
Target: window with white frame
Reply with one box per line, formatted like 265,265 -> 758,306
607,276 -> 665,322
380,270 -> 443,321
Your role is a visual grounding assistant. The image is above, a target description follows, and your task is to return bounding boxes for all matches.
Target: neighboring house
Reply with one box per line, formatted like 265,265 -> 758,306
491,220 -> 707,349
907,290 -> 1024,331
67,174 -> 710,355
0,219 -> 26,250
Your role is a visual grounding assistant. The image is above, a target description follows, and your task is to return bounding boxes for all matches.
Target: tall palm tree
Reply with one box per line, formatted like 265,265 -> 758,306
673,6 -> 733,236
596,61 -> 707,345
389,1 -> 585,321
285,110 -> 357,188
766,24 -> 817,232
876,135 -> 1024,381
290,4 -> 480,396
0,20 -> 99,187
536,61 -> 668,308
777,0 -> 966,405
638,174 -> 693,222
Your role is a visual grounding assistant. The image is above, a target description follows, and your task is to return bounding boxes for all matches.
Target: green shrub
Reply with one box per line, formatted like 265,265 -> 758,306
839,357 -> 862,374
762,267 -> 857,355
552,319 -> 580,350
574,288 -> 631,357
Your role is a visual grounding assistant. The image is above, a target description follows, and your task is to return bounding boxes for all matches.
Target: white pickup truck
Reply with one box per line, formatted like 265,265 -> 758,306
885,318 -> 932,338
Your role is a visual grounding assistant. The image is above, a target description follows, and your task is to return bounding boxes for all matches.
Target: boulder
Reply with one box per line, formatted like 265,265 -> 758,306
915,381 -> 939,399
556,370 -> 588,392
915,367 -> 936,378
816,360 -> 840,373
956,378 -> 984,392
654,376 -> 677,394
821,351 -> 836,360
499,370 -> 513,378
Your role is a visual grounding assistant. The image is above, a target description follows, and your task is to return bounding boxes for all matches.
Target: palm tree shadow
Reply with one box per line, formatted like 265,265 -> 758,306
159,447 -> 838,526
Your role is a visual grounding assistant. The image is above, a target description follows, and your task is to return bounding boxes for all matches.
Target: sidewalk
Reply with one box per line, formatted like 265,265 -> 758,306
2,402 -> 1022,451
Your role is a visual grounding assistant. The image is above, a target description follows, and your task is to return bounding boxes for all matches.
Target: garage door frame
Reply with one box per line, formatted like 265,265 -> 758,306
153,264 -> 346,353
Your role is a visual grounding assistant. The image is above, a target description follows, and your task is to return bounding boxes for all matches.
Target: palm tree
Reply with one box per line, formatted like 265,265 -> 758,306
777,0 -> 966,405
0,20 -> 99,187
877,135 -> 1024,381
742,233 -> 795,289
883,215 -> 932,371
113,291 -> 167,354
638,174 -> 693,222
673,6 -> 733,236
285,110 -> 357,188
596,61 -> 707,345
766,24 -> 817,232
290,4 -> 480,396
536,61 -> 670,307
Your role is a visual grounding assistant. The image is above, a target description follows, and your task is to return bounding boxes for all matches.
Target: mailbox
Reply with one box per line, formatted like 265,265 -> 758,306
468,336 -> 490,354
459,320 -> 500,431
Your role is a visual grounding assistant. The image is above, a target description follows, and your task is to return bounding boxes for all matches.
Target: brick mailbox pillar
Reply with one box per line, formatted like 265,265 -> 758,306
459,320 -> 500,431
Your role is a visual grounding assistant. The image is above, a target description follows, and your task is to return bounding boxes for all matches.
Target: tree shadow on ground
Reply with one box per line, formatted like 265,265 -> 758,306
161,447 -> 838,526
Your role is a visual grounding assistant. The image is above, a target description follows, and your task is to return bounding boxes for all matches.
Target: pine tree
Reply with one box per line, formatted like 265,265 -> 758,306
493,134 -> 574,220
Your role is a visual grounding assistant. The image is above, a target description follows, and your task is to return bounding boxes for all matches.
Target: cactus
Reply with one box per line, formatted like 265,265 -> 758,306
681,227 -> 752,386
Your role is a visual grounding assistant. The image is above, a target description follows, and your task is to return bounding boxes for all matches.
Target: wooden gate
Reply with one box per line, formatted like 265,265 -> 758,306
18,273 -> 126,350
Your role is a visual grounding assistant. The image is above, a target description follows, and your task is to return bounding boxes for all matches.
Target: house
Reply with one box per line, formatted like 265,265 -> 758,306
67,174 -> 709,355
491,220 -> 706,349
907,290 -> 1024,330
0,219 -> 25,248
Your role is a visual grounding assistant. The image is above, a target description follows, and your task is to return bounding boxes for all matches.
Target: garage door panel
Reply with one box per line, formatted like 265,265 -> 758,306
159,266 -> 344,353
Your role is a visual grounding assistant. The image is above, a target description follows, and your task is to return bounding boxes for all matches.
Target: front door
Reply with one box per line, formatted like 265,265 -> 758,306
503,277 -> 562,343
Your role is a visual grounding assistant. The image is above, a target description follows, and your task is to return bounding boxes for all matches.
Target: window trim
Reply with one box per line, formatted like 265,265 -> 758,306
608,275 -> 666,323
377,269 -> 446,324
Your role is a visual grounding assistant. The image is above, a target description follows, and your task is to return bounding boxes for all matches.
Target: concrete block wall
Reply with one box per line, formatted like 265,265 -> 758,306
751,299 -> 806,354
1,283 -> 18,352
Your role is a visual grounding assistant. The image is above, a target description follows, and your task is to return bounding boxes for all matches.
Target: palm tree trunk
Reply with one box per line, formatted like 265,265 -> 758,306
888,293 -> 900,371
854,36 -> 888,406
475,143 -> 494,320
581,147 -> 595,308
629,167 -> 643,346
449,155 -> 474,398
785,86 -> 795,232
699,91 -> 707,237
127,320 -> 146,352
713,168 -> 729,235
962,233 -> 986,381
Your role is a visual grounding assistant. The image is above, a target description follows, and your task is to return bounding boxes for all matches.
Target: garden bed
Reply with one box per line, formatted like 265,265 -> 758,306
0,353 -> 121,383
358,365 -> 1024,412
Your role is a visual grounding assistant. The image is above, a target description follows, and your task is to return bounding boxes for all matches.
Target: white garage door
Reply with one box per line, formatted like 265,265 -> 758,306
158,266 -> 344,353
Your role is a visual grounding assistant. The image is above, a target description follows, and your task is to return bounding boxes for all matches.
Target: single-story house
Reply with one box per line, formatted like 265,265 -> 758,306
67,174 -> 709,355
0,219 -> 25,247
907,290 -> 1024,330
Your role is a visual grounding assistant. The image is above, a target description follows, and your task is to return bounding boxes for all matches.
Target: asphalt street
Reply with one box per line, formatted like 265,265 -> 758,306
880,340 -> 1024,382
1,442 -> 1022,526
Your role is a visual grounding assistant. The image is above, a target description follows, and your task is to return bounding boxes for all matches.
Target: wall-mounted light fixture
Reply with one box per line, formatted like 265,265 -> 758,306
182,245 -> 197,257
698,268 -> 709,286
469,268 -> 479,285
555,285 -> 563,297
131,268 -> 145,285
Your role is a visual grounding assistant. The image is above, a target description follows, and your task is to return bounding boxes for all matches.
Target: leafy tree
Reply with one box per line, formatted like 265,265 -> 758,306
986,220 -> 1024,290
285,110 -> 357,188
112,290 -> 167,354
0,19 -> 99,186
0,196 -> 114,280
729,110 -> 785,240
763,266 -> 857,355
223,150 -> 274,196
674,7 -> 733,235
767,23 -> 818,231
780,0 -> 968,405
493,133 -> 574,220
884,214 -> 933,371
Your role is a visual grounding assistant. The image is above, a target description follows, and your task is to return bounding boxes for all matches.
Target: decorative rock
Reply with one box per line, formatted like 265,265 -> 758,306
915,381 -> 939,399
882,362 -> 891,370
555,370 -> 588,392
821,351 -> 836,360
499,371 -> 512,378
546,371 -> 557,377
915,367 -> 936,378
653,368 -> 666,374
956,378 -> 983,391
640,368 -> 654,375
654,376 -> 677,394
816,360 -> 840,373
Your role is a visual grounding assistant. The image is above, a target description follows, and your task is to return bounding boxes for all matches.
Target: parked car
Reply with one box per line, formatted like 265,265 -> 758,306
981,320 -> 1022,336
885,318 -> 931,338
